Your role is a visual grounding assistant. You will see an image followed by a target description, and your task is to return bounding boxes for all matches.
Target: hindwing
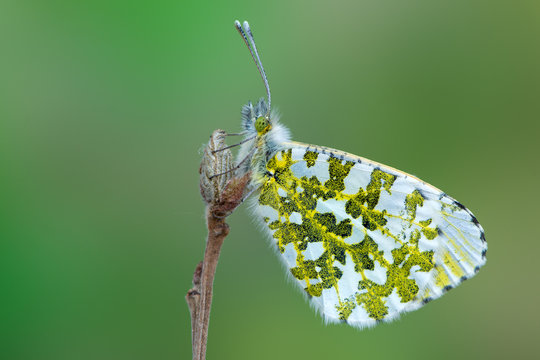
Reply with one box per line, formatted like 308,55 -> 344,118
255,141 -> 487,328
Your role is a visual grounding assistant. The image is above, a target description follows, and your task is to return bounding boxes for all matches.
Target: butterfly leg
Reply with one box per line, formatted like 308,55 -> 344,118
211,135 -> 255,154
209,147 -> 256,179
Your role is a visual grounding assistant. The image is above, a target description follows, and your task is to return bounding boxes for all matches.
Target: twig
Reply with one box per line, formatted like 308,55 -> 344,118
186,130 -> 251,360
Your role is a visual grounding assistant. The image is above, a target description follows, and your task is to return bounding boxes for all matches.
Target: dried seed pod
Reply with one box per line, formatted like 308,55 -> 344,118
199,130 -> 234,205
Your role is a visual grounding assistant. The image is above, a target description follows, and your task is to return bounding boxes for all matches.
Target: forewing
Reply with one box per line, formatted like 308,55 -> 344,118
254,142 -> 487,328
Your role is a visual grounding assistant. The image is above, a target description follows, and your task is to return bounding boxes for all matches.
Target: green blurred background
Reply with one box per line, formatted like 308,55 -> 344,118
2,0 -> 539,359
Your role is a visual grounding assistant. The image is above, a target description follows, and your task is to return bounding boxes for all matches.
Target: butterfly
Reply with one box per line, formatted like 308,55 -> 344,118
229,20 -> 487,328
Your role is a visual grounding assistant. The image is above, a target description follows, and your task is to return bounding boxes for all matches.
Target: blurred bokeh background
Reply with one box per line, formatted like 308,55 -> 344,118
2,1 -> 539,359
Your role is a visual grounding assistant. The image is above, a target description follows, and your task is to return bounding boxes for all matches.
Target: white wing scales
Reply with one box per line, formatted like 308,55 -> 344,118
254,141 -> 487,328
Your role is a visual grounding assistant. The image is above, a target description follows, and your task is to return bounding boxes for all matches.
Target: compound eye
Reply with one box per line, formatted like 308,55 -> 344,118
255,116 -> 270,133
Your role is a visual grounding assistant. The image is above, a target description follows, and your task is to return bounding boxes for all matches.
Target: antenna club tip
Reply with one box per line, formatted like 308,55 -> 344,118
234,20 -> 241,26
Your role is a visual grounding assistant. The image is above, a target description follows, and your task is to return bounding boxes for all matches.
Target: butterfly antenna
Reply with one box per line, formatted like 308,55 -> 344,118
234,20 -> 271,117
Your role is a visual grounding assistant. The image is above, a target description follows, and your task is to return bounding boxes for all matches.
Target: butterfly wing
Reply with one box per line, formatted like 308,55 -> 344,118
254,141 -> 487,328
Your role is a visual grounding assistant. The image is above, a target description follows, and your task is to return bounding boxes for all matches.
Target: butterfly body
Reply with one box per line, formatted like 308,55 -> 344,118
232,20 -> 486,329
237,99 -> 290,183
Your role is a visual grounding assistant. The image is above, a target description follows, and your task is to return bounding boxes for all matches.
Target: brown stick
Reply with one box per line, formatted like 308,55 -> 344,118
193,213 -> 229,359
187,130 -> 251,360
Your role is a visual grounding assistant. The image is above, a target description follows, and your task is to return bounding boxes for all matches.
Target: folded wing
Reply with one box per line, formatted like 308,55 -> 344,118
254,142 -> 487,328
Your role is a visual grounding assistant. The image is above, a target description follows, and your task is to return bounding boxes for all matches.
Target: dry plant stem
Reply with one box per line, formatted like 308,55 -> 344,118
192,211 -> 229,360
187,173 -> 250,360
189,129 -> 250,360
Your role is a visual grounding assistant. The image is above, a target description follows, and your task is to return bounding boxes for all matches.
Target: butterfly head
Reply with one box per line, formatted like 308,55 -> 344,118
241,97 -> 273,136
255,116 -> 271,136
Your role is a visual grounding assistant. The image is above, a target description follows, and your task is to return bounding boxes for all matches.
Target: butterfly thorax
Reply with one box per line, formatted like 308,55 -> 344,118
237,98 -> 291,184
